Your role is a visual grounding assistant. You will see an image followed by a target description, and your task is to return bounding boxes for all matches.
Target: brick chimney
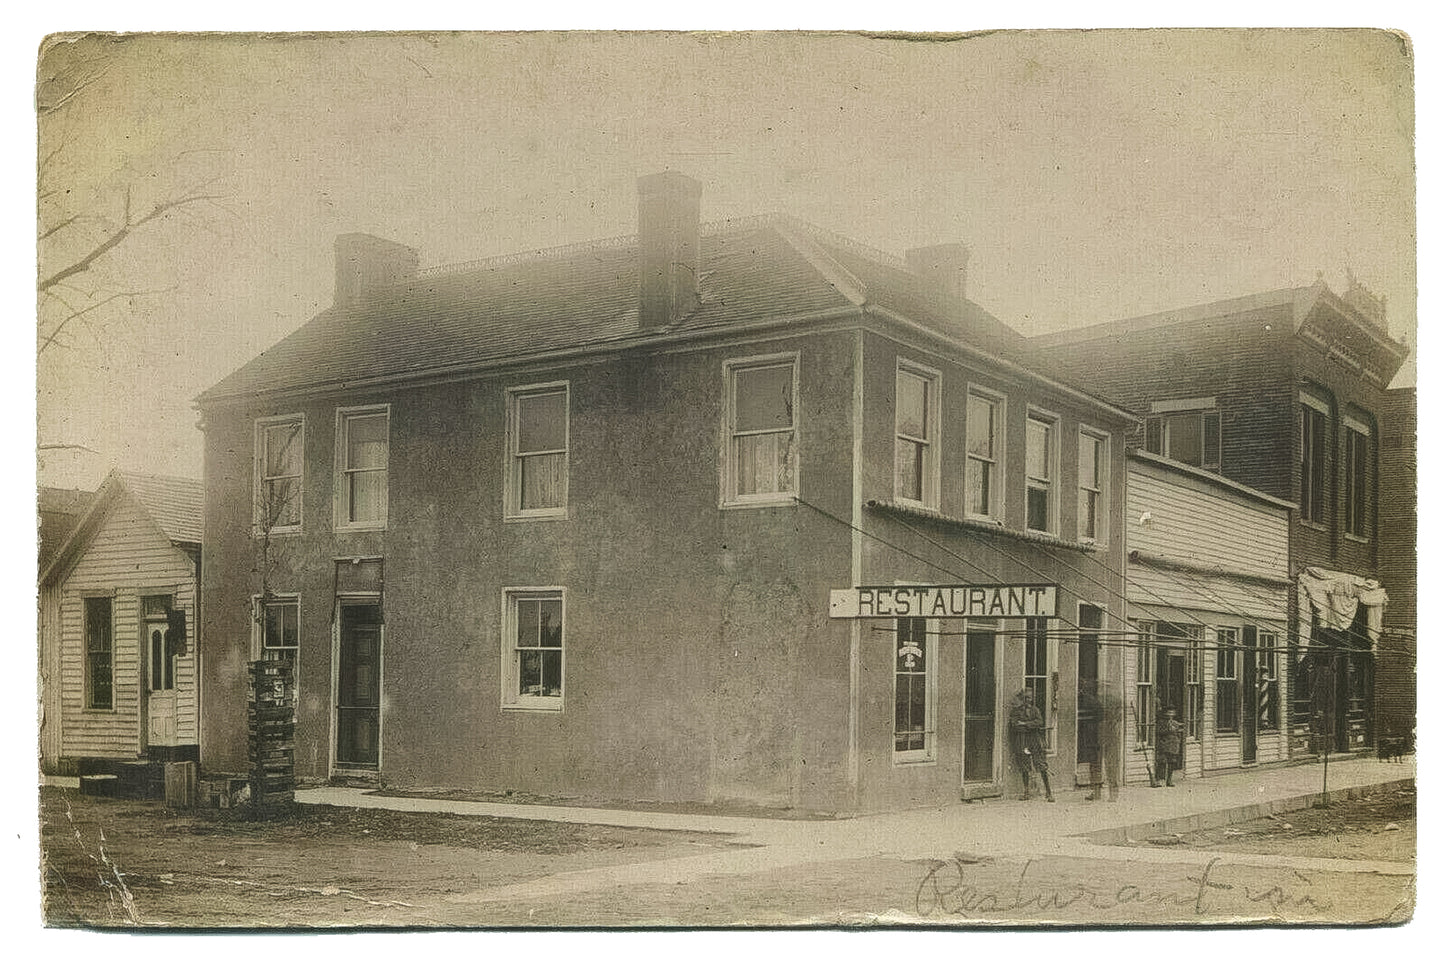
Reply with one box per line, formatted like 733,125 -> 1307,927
637,172 -> 702,328
905,243 -> 970,307
335,233 -> 420,307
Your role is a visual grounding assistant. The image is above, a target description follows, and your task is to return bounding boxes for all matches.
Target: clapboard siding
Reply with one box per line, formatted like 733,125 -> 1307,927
1128,463 -> 1289,580
51,494 -> 199,761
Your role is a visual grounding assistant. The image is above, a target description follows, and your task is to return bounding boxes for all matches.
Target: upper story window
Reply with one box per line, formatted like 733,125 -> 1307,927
895,362 -> 940,508
85,596 -> 113,710
503,589 -> 565,710
1343,414 -> 1372,539
507,383 -> 569,518
1145,404 -> 1221,470
1025,412 -> 1057,533
1299,391 -> 1330,525
336,406 -> 389,529
723,356 -> 797,505
1077,428 -> 1108,545
965,390 -> 1003,519
255,416 -> 303,534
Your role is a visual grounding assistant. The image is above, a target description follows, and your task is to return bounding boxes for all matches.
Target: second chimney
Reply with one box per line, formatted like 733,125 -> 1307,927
335,233 -> 420,307
638,172 -> 702,328
905,243 -> 970,307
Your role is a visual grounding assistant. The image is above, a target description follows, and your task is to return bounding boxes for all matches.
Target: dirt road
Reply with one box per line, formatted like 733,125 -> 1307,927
39,785 -> 1414,928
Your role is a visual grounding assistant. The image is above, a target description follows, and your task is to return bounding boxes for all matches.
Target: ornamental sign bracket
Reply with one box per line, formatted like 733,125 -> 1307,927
828,584 -> 1058,619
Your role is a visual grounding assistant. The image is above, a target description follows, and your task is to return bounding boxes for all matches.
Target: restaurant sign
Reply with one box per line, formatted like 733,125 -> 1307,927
828,584 -> 1058,619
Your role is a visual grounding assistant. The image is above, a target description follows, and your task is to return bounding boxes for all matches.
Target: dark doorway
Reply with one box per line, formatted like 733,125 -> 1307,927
336,601 -> 382,770
1242,625 -> 1258,763
962,626 -> 997,783
1076,605 -> 1103,769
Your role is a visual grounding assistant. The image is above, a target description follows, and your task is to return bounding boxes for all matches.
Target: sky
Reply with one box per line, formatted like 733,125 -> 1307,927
33,29 -> 1417,493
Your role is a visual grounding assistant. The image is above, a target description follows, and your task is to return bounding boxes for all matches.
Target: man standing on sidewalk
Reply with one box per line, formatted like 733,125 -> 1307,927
1082,680 -> 1122,801
1009,688 -> 1054,802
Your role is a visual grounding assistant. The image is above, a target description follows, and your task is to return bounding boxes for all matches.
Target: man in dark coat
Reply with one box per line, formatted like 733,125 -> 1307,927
1154,707 -> 1184,787
1008,688 -> 1054,801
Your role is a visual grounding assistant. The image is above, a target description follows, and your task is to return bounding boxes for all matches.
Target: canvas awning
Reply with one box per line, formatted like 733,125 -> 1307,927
1297,566 -> 1387,647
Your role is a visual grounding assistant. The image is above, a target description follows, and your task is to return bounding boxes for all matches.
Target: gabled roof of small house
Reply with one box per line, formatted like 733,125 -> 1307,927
196,214 -> 1126,420
40,470 -> 203,586
37,486 -> 96,572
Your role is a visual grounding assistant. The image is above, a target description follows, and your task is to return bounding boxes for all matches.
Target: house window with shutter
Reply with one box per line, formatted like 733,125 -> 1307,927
1299,393 -> 1330,525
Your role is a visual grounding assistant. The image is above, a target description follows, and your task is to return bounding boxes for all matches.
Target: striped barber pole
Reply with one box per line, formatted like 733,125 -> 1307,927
1257,672 -> 1274,729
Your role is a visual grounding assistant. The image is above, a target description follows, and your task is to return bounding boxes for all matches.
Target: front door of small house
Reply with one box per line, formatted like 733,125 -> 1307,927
142,596 -> 179,750
335,602 -> 382,771
961,624 -> 997,784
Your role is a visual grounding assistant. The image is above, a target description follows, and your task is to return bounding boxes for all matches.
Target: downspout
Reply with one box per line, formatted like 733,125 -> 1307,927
847,328 -> 864,807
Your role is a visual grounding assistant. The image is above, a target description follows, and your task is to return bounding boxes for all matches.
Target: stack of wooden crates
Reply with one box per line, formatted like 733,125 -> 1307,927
248,658 -> 295,814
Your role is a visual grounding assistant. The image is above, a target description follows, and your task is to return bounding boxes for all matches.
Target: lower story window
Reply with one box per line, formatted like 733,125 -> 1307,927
894,617 -> 935,759
259,598 -> 300,706
85,596 -> 113,710
504,589 -> 564,709
1216,627 -> 1240,734
1023,617 -> 1055,752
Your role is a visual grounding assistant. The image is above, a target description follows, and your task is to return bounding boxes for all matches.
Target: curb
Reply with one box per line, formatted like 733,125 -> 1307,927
1082,777 -> 1415,846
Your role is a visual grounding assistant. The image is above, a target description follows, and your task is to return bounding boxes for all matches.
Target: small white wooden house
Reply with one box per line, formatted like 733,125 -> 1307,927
1124,452 -> 1294,784
39,471 -> 203,774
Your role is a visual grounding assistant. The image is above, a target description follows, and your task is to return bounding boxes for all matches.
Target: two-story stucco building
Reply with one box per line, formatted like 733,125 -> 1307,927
196,173 -> 1135,812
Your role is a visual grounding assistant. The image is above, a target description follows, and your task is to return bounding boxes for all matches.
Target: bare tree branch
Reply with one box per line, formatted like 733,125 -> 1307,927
38,443 -> 98,454
38,190 -> 226,294
37,288 -> 167,356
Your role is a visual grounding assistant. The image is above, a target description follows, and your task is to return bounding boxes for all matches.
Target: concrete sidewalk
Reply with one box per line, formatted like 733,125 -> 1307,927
296,754 -> 1414,850
295,756 -> 1412,906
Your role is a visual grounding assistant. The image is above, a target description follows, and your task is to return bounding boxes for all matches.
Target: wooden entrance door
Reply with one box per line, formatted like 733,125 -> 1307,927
142,596 -> 178,750
335,602 -> 382,770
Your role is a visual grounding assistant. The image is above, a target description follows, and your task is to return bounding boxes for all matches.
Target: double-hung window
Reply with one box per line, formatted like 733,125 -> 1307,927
1343,415 -> 1371,538
1077,428 -> 1108,544
1299,393 -> 1330,525
258,597 -> 300,706
1024,617 -> 1056,752
894,363 -> 939,508
1025,412 -> 1057,533
965,391 -> 1002,519
894,617 -> 936,760
507,384 -> 569,517
1216,627 -> 1240,733
85,596 -> 113,710
503,589 -> 564,710
255,416 -> 303,533
336,407 -> 389,529
723,356 -> 797,504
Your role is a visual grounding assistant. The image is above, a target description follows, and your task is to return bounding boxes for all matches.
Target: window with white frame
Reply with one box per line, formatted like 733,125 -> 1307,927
255,417 -> 303,533
507,384 -> 569,517
1343,416 -> 1371,538
1024,617 -> 1056,752
724,357 -> 797,504
85,596 -> 113,710
894,363 -> 939,507
1158,621 -> 1203,739
142,594 -> 176,692
1216,627 -> 1240,733
1025,413 -> 1057,533
336,408 -> 389,528
257,597 -> 300,706
1259,630 -> 1280,730
893,617 -> 936,760
1077,429 -> 1108,544
966,391 -> 1002,518
1299,393 -> 1330,525
503,590 -> 564,709
1145,408 -> 1221,470
1134,620 -> 1154,746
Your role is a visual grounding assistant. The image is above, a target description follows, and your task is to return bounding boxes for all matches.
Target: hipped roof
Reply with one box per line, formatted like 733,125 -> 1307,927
197,215 -> 1127,421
